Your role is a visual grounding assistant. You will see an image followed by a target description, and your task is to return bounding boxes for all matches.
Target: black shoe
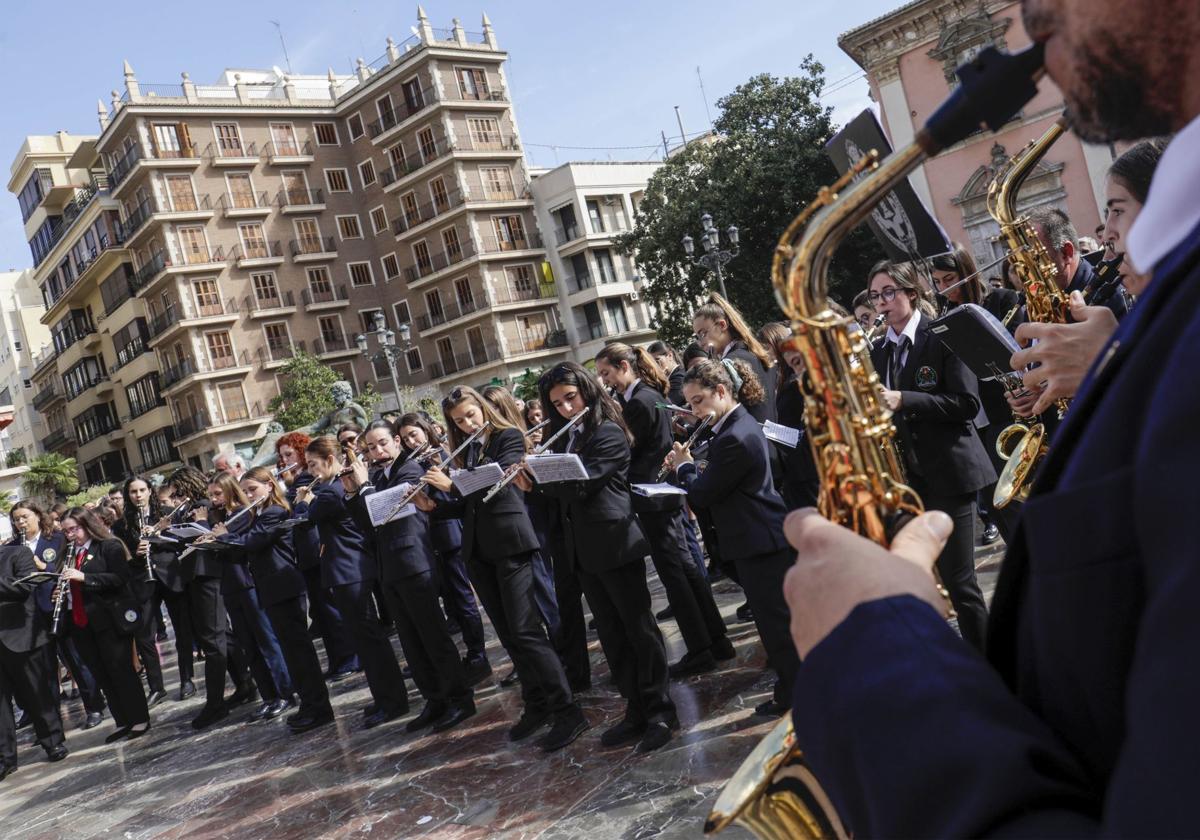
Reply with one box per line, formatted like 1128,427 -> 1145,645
735,603 -> 754,623
146,689 -> 168,709
361,703 -> 379,718
363,705 -> 408,730
655,605 -> 675,621
600,717 -> 647,748
431,702 -> 476,734
636,721 -> 672,753
507,710 -> 551,741
706,564 -> 725,581
709,636 -> 736,661
982,523 -> 1000,544
104,727 -> 132,744
227,682 -> 257,707
499,668 -> 519,688
249,701 -> 273,722
464,658 -> 492,686
668,650 -> 718,679
754,699 -> 788,717
400,665 -> 413,679
80,712 -> 104,731
0,764 -> 14,782
326,660 -> 360,682
127,723 -> 151,740
405,703 -> 448,733
46,744 -> 69,762
15,712 -> 31,730
178,681 -> 196,701
538,711 -> 588,752
287,708 -> 335,734
263,698 -> 293,720
191,705 -> 230,730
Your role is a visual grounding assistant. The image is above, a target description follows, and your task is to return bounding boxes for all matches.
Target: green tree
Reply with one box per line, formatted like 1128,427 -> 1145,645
267,351 -> 383,429
4,448 -> 26,468
64,484 -> 112,508
511,368 -> 543,402
615,57 -> 883,347
21,453 -> 80,503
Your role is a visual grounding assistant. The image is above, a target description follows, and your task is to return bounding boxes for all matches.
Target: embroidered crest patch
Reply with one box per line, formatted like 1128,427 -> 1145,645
916,365 -> 938,390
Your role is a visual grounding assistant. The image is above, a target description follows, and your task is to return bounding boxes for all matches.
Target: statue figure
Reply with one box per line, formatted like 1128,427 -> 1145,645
249,381 -> 371,467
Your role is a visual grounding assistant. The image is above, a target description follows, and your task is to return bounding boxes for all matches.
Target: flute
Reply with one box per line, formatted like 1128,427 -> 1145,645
657,411 -> 716,481
179,497 -> 268,558
482,408 -> 591,504
379,421 -> 494,525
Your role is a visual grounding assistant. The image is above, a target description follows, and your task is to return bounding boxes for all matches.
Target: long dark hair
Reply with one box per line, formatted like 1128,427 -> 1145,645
693,293 -> 773,369
594,342 -> 670,396
395,412 -> 443,453
930,243 -> 986,305
121,474 -> 161,539
167,465 -> 209,503
440,386 -> 517,467
683,358 -> 765,407
1108,137 -> 1170,205
10,499 -> 53,537
537,361 -> 632,446
63,506 -> 119,548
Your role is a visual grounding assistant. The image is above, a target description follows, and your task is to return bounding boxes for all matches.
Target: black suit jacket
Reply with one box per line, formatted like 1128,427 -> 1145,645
217,505 -> 305,607
538,420 -> 649,574
75,539 -> 134,635
296,478 -> 377,588
619,381 -> 683,513
0,545 -> 45,653
351,457 -> 437,581
870,315 -> 996,497
723,342 -> 776,423
676,405 -> 789,563
10,532 -> 67,615
774,369 -> 820,510
286,473 -> 322,571
666,367 -> 686,407
115,510 -> 184,594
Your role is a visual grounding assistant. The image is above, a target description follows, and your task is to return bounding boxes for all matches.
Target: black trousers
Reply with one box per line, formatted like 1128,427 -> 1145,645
469,550 -> 574,717
158,586 -> 194,684
300,564 -> 357,672
73,625 -> 148,729
435,546 -> 486,663
56,632 -> 105,715
133,586 -> 165,695
264,596 -> 331,717
189,575 -> 248,711
913,488 -> 988,652
382,570 -> 470,707
579,558 -> 675,726
0,643 -> 65,764
329,580 -> 407,713
547,532 -> 590,688
694,506 -> 737,583
735,548 -> 801,706
637,507 -> 728,655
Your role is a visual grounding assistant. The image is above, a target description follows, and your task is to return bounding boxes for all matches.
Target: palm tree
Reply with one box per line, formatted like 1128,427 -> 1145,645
21,453 -> 80,503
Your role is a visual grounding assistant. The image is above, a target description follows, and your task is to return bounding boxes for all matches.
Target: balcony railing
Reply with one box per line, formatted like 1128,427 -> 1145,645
366,87 -> 436,138
378,137 -> 456,186
555,223 -> 582,246
566,272 -> 593,293
65,371 -> 110,402
466,134 -> 521,152
204,140 -> 259,160
301,285 -> 349,307
31,382 -> 61,411
277,187 -> 325,208
127,393 -> 166,420
112,336 -> 150,371
245,289 -> 295,313
174,409 -> 211,438
430,346 -> 502,379
179,243 -> 224,265
415,296 -> 484,332
515,327 -> 569,353
266,139 -> 313,159
131,252 -> 168,292
44,427 -> 74,452
290,236 -> 337,257
218,191 -> 271,212
391,189 -> 465,236
403,239 -> 476,284
257,340 -> 306,364
233,240 -> 284,263
108,143 -> 199,188
491,283 -> 559,305
36,178 -> 109,267
314,335 -> 352,355
217,400 -> 264,425
477,231 -> 544,254
161,350 -> 251,389
442,85 -> 508,103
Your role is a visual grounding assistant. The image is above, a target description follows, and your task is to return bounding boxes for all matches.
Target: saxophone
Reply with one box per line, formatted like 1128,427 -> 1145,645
704,44 -> 1047,840
987,117 -> 1069,509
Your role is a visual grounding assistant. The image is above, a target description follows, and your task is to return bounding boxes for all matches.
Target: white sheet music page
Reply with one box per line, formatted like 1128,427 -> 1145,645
450,463 -> 505,496
762,420 -> 801,449
632,482 -> 688,497
525,453 -> 589,484
366,483 -> 418,526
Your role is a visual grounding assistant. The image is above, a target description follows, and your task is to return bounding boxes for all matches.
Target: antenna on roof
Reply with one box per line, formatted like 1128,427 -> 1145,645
270,20 -> 293,75
697,66 -> 714,129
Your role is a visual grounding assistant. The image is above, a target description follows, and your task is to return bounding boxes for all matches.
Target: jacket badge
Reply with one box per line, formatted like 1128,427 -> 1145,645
43,548 -> 56,564
915,366 -> 938,390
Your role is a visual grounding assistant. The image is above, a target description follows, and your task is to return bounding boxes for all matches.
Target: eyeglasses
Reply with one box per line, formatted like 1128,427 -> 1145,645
866,287 -> 900,304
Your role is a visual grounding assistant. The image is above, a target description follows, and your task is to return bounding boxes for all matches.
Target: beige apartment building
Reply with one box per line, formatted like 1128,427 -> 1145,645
0,269 -> 54,463
9,11 -> 572,481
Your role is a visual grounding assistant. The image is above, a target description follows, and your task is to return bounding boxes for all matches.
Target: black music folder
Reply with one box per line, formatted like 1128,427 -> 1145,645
928,303 -> 1020,381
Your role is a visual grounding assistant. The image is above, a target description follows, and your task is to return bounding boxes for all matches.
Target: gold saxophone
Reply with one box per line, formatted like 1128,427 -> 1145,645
988,117 -> 1069,509
704,44 -> 1047,840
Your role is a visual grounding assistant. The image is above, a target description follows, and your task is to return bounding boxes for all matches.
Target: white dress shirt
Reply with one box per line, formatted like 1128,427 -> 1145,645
622,379 -> 639,402
1127,113 -> 1200,275
884,309 -> 922,387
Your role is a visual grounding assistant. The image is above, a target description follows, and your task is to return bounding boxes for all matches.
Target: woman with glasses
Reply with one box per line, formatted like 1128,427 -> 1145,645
690,293 -> 777,424
867,260 -> 996,652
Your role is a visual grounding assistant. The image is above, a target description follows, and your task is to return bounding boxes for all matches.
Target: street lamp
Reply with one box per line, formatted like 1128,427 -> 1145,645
682,211 -> 739,299
356,311 -> 412,414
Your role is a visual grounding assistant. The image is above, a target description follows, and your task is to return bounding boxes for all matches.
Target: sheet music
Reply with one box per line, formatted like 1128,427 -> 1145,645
632,482 -> 688,497
450,462 -> 505,496
525,453 -> 589,484
165,523 -> 211,540
762,420 -> 802,449
365,483 -> 418,526
14,571 -> 59,586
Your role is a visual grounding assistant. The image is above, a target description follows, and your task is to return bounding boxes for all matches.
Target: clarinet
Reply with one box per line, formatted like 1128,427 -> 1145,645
137,510 -> 154,582
657,411 -> 716,481
49,546 -> 72,638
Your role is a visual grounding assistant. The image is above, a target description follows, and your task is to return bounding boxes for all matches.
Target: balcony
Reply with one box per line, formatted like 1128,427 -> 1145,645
462,134 -> 521,154
148,298 -> 240,343
415,296 -> 486,333
403,239 -> 477,285
35,177 -> 108,269
218,191 -> 272,218
233,239 -> 285,268
391,189 -> 465,237
266,139 -> 314,165
491,283 -> 560,307
161,350 -> 252,392
514,327 -> 569,354
257,340 -> 306,367
244,289 -> 296,317
44,427 -> 75,453
301,285 -> 349,310
290,236 -> 337,262
65,371 -> 110,404
277,187 -> 326,213
555,223 -> 583,248
127,395 -> 167,421
478,231 -> 544,255
430,346 -> 502,380
122,194 -> 213,244
76,409 -> 119,445
101,264 -> 138,316
130,251 -> 168,294
174,409 -> 211,439
441,85 -> 509,104
32,345 -> 57,376
108,143 -> 201,195
111,336 -> 150,372
379,138 -> 456,190
31,382 -> 62,412
566,272 -> 593,293
367,87 -> 436,141
204,140 -> 259,166
314,335 -> 357,359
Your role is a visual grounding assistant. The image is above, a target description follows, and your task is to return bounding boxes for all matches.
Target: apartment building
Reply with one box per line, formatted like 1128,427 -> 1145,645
0,269 -> 53,463
529,162 -> 658,358
8,11 -> 571,481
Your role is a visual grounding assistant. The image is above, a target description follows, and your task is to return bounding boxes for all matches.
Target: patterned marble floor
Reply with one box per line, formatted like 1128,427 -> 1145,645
1,542 -> 1005,840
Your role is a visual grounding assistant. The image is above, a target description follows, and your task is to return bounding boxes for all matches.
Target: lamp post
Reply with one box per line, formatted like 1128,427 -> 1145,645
355,311 -> 412,413
681,211 -> 739,299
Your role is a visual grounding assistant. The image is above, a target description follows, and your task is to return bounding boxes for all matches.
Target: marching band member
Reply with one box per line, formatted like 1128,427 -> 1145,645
664,358 -> 798,717
58,507 -> 150,744
594,344 -> 733,678
691,293 -> 778,422
647,341 -> 686,406
422,387 -> 585,751
296,437 -> 409,730
211,468 -> 334,735
759,324 -> 820,511
529,362 -> 677,752
344,420 -> 475,733
867,260 -> 995,651
393,413 -> 490,685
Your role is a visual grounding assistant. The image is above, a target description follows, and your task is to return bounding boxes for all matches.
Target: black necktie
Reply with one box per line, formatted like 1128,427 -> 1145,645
889,336 -> 910,389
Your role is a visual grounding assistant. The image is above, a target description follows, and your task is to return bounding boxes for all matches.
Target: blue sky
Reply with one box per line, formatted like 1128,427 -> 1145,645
0,0 -> 898,271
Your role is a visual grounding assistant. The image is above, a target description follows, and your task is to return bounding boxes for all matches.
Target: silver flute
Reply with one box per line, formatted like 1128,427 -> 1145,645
657,411 -> 717,481
482,408 -> 591,504
381,421 -> 494,524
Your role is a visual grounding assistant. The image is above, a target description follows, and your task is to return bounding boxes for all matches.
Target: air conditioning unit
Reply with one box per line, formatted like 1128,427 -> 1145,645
628,291 -> 639,301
